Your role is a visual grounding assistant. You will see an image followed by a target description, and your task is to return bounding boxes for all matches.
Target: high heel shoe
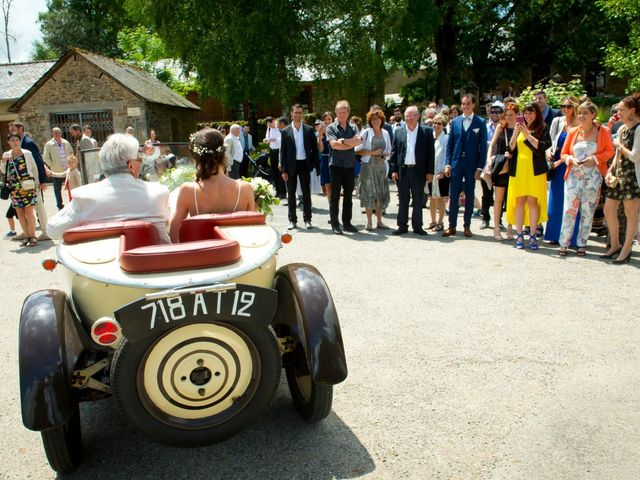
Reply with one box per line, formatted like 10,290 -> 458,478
612,252 -> 632,264
601,246 -> 622,259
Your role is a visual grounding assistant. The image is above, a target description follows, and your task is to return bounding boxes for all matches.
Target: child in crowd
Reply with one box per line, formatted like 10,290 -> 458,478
45,154 -> 82,201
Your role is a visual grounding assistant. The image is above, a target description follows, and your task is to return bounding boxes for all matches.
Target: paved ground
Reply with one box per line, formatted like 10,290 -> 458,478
0,185 -> 639,479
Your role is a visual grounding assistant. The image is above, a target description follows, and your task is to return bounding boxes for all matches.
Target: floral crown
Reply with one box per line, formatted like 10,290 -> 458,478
189,132 -> 225,156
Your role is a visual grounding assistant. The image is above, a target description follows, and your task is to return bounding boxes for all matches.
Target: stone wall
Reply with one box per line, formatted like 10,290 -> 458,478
146,103 -> 198,143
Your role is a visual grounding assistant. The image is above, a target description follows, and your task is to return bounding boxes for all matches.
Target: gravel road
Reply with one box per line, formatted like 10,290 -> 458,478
0,185 -> 638,480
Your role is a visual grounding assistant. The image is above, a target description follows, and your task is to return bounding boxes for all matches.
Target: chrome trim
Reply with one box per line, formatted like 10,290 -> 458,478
144,283 -> 236,300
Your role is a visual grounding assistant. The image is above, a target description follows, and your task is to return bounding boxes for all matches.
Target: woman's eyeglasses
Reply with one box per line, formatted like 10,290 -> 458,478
432,122 -> 443,125
561,105 -> 574,109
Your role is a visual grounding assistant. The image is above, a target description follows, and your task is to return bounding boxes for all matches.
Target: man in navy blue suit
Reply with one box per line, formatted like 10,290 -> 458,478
442,94 -> 487,238
389,106 -> 435,235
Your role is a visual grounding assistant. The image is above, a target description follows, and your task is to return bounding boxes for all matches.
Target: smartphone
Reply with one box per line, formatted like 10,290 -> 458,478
516,115 -> 525,124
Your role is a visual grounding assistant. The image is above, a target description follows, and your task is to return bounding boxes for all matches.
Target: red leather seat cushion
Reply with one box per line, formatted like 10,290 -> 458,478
179,211 -> 266,242
63,221 -> 159,248
62,220 -> 245,273
120,236 -> 240,273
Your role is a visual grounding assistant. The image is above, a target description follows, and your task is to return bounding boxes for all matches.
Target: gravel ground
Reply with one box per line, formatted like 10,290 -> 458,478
0,184 -> 638,479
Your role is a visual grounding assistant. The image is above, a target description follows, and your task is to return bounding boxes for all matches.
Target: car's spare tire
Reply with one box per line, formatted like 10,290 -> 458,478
112,321 -> 281,446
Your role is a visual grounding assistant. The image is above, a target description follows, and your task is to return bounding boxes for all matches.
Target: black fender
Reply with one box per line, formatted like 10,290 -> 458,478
273,263 -> 347,385
19,290 -> 91,431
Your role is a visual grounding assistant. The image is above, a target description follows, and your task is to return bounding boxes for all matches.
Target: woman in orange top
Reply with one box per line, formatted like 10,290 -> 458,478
558,101 -> 614,256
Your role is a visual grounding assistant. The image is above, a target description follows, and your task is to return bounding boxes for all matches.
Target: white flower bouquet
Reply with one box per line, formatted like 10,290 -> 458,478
159,164 -> 196,191
245,177 -> 280,217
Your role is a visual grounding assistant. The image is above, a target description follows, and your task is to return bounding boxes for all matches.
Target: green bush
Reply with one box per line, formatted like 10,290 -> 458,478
517,78 -> 586,109
304,113 -> 319,125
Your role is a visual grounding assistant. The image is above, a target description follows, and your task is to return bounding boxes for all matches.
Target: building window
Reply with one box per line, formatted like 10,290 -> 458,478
50,110 -> 114,145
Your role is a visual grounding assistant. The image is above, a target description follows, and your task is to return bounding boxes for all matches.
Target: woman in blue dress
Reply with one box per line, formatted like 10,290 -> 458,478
544,96 -> 580,245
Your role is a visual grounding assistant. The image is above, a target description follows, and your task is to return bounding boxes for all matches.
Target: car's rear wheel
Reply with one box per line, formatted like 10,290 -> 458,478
41,402 -> 82,473
285,350 -> 333,422
112,321 -> 281,446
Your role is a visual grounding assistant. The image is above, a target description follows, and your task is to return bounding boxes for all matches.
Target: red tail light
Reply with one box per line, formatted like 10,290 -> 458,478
42,258 -> 58,271
91,317 -> 122,347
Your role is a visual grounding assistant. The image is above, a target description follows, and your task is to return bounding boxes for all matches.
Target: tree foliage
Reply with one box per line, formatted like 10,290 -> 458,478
117,26 -> 198,96
32,0 -> 134,58
598,0 -> 640,92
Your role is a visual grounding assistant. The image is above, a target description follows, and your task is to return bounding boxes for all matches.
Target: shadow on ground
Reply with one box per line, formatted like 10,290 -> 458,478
62,380 -> 374,480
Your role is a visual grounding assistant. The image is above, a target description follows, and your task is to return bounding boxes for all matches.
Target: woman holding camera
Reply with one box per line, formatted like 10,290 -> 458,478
505,102 -> 551,250
557,101 -> 614,257
603,93 -> 640,263
1,133 -> 41,247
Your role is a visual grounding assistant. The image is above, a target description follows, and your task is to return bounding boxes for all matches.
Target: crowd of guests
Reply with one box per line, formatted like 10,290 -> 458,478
3,91 -> 639,266
261,93 -> 640,263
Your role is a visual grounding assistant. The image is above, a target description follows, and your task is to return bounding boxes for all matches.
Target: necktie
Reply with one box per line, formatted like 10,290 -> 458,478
463,116 -> 471,131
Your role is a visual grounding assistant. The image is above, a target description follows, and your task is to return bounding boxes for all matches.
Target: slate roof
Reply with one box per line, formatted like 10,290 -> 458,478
0,61 -> 55,101
10,48 -> 199,111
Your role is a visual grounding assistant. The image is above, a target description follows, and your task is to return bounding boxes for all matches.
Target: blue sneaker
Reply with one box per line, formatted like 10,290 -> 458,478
4,230 -> 16,238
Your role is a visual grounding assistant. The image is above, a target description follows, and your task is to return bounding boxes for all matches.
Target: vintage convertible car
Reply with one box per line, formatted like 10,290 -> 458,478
19,211 -> 347,473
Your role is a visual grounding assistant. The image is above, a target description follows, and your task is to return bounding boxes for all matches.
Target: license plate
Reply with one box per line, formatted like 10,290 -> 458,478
114,284 -> 277,343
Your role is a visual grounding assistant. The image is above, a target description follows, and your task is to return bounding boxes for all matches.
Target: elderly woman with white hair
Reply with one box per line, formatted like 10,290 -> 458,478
47,133 -> 170,242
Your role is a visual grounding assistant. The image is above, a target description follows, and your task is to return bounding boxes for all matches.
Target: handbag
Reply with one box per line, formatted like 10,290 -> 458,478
21,178 -> 36,190
1,161 -> 12,200
0,180 -> 9,200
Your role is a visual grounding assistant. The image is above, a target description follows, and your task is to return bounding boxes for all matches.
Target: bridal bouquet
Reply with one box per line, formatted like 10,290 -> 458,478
159,164 -> 196,191
245,177 -> 280,217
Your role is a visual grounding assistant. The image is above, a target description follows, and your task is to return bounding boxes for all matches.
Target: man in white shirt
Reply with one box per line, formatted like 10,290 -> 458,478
224,124 -> 243,179
264,116 -> 286,198
279,103 -> 319,230
43,127 -> 74,210
48,133 -> 170,242
389,106 -> 435,235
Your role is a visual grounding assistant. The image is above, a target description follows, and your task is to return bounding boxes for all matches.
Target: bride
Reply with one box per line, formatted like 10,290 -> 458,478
169,127 -> 256,242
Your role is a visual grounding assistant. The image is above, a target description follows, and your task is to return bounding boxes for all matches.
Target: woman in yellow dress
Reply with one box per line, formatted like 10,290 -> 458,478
506,102 -> 551,250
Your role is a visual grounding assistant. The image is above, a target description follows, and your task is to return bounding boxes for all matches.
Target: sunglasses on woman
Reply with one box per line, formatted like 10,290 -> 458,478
561,105 -> 574,109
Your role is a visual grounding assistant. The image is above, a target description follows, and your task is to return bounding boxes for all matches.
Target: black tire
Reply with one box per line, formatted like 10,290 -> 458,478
285,350 -> 333,422
112,321 -> 281,446
41,402 -> 82,473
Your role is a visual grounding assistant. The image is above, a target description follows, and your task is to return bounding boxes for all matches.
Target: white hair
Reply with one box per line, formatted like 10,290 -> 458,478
99,133 -> 140,176
230,124 -> 241,133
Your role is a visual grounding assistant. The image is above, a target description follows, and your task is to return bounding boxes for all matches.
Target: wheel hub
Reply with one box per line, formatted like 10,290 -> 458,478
141,323 -> 255,420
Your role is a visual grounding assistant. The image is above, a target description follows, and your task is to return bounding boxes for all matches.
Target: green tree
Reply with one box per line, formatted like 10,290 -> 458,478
598,0 -> 640,92
32,0 -> 134,59
117,26 -> 198,96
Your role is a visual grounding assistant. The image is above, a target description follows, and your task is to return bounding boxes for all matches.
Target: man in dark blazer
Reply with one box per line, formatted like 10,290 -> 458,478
389,106 -> 435,235
534,90 -> 561,128
443,94 -> 488,238
280,103 -> 319,230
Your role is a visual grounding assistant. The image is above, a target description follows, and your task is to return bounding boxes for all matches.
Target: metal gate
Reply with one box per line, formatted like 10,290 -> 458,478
49,110 -> 114,145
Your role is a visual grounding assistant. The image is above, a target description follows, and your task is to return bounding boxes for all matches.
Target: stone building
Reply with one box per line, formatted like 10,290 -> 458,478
0,60 -> 55,148
9,48 -> 199,147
